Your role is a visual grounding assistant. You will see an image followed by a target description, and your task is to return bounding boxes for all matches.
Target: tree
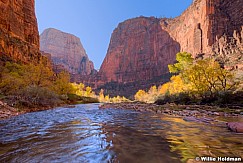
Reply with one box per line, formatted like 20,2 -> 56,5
168,52 -> 193,73
134,90 -> 147,102
168,75 -> 188,95
23,63 -> 53,87
105,95 -> 110,102
0,62 -> 54,95
98,89 -> 105,102
52,71 -> 72,95
159,82 -> 170,95
183,58 -> 237,98
0,62 -> 72,107
147,85 -> 159,102
134,52 -> 239,104
148,85 -> 158,95
85,86 -> 93,97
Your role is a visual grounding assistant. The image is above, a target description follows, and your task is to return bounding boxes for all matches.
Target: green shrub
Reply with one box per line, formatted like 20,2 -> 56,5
79,96 -> 99,104
67,93 -> 99,104
216,91 -> 243,105
67,93 -> 82,102
155,92 -> 196,105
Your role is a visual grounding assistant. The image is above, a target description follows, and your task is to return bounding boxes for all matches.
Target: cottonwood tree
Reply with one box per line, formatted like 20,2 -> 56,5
184,58 -> 238,98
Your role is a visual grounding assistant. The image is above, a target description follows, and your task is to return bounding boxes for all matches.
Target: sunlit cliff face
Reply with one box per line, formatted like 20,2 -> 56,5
40,28 -> 95,75
78,0 -> 243,97
0,0 -> 44,64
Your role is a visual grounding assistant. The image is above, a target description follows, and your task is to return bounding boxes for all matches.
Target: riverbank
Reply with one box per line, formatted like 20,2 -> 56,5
0,100 -> 57,120
0,95 -> 98,120
99,102 -> 243,117
99,102 -> 243,132
2,100 -> 243,132
0,101 -> 20,120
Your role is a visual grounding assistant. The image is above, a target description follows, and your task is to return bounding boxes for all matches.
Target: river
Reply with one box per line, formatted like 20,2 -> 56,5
0,104 -> 242,163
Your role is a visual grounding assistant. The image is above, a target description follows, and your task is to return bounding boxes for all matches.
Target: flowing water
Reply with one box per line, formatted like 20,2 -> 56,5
0,104 -> 243,163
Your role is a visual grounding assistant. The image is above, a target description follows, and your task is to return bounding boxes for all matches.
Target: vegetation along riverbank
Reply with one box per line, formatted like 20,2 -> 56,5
1,52 -> 243,130
0,62 -> 100,120
99,52 -> 243,132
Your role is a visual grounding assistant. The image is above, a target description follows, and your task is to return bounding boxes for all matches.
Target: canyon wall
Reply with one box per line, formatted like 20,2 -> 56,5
0,0 -> 47,64
0,0 -> 241,98
80,0 -> 242,97
162,0 -> 243,68
99,17 -> 180,83
40,28 -> 95,75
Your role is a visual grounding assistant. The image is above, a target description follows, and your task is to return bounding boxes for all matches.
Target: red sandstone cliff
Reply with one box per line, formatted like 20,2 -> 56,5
99,17 -> 180,83
78,0 -> 242,97
0,0 -> 47,64
100,0 -> 243,85
40,28 -> 95,75
161,0 -> 243,68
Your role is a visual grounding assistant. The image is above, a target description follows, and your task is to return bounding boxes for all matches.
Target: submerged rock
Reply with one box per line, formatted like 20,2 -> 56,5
183,116 -> 199,122
183,116 -> 215,124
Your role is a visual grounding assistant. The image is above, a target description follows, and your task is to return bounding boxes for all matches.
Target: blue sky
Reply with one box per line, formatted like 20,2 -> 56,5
35,0 -> 192,69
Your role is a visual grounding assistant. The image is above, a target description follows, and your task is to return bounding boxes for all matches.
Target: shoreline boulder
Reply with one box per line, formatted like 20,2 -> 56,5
227,122 -> 243,133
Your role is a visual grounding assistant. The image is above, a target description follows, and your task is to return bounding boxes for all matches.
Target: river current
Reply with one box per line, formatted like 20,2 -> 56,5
0,104 -> 242,163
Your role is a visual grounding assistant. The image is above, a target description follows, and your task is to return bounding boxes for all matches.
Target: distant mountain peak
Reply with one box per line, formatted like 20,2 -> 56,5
40,28 -> 95,75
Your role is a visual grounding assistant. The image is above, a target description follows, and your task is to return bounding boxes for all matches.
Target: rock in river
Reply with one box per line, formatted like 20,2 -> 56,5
227,122 -> 243,133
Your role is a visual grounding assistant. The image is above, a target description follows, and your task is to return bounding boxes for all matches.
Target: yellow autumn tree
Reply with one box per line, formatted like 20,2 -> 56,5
0,62 -> 54,95
0,62 -> 74,107
0,62 -> 26,94
183,58 -> 238,98
167,75 -> 188,95
98,89 -> 105,102
23,63 -> 53,87
134,90 -> 147,102
122,96 -> 129,102
84,86 -> 93,97
52,71 -> 73,95
147,85 -> 159,103
159,82 -> 170,95
168,52 -> 193,73
134,52 -> 239,103
104,95 -> 110,102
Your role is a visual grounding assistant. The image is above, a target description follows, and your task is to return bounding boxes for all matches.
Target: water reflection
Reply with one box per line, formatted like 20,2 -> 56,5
0,104 -> 242,163
163,116 -> 243,162
100,111 -> 181,163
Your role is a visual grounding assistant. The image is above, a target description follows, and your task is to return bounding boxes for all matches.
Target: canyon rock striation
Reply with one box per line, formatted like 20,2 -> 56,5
78,0 -> 243,97
0,0 -> 48,65
2,0 -> 241,97
161,0 -> 243,69
40,28 -> 95,75
99,17 -> 180,83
